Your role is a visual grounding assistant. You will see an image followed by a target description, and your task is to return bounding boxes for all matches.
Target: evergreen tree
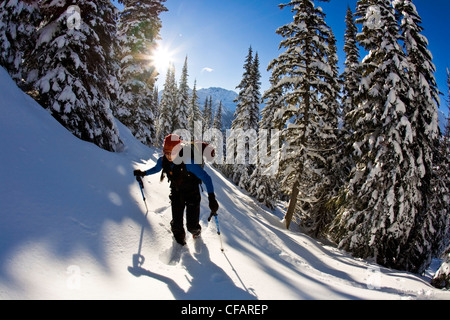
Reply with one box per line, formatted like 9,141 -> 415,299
116,0 -> 167,146
341,6 -> 361,131
202,96 -> 213,131
26,0 -> 121,152
152,85 -> 160,121
232,47 -> 260,132
213,101 -> 223,133
206,100 -> 224,165
249,52 -> 262,130
188,80 -> 203,139
157,63 -> 176,144
265,0 -> 340,235
261,75 -> 284,131
330,0 -> 440,273
429,69 -> 450,265
250,75 -> 284,210
389,0 -> 444,273
0,0 -> 40,84
175,56 -> 190,132
331,5 -> 362,227
249,78 -> 282,210
228,46 -> 261,189
446,69 -> 450,137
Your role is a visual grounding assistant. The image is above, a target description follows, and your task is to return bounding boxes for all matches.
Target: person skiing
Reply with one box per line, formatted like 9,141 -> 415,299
134,134 -> 219,246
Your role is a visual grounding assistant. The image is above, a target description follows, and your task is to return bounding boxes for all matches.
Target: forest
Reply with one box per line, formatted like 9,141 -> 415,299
0,0 -> 448,284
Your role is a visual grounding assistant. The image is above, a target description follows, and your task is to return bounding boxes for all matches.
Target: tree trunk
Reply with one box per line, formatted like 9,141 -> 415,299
285,180 -> 299,229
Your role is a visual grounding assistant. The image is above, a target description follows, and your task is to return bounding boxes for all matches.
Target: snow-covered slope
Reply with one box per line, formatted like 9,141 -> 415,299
0,67 -> 449,300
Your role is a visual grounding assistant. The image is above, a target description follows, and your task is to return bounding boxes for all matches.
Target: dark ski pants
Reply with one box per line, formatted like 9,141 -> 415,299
169,186 -> 201,245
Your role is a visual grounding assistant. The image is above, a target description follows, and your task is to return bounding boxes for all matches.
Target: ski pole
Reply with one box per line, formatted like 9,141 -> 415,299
208,211 -> 224,252
136,176 -> 149,212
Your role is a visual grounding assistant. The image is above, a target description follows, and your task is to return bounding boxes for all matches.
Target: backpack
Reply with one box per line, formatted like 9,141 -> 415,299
160,141 -> 215,191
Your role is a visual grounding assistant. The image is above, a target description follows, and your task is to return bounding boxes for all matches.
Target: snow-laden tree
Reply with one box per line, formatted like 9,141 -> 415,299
175,56 -> 190,133
156,63 -> 177,145
0,0 -> 40,84
249,73 -> 284,210
330,0 -> 442,273
213,101 -> 223,133
26,0 -> 121,152
116,0 -> 167,146
388,0 -> 445,273
188,80 -> 203,139
152,84 -> 160,121
248,107 -> 281,210
341,6 -> 361,133
202,96 -> 213,132
265,0 -> 340,235
233,47 -> 260,134
261,75 -> 284,132
428,69 -> 450,272
228,47 -> 261,189
432,72 -> 450,279
332,6 -> 362,209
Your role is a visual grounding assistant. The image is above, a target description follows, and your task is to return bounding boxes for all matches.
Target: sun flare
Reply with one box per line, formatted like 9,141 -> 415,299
149,44 -> 175,71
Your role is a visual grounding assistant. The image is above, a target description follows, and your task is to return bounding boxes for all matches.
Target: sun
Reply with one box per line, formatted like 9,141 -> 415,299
149,44 -> 175,72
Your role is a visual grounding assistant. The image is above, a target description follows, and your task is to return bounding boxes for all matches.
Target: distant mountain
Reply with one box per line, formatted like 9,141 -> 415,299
196,87 -> 238,130
159,87 -> 238,131
197,87 -> 238,111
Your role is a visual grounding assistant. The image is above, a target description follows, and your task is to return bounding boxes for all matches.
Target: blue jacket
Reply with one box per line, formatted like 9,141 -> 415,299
145,156 -> 214,194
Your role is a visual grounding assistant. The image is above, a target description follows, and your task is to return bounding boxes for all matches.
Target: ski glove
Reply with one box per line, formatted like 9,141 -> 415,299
133,169 -> 146,177
208,193 -> 219,213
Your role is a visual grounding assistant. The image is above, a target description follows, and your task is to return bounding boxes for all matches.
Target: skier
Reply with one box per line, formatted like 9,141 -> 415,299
134,134 -> 219,246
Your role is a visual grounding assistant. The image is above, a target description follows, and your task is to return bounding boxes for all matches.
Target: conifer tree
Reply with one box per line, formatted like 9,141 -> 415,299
157,63 -> 177,145
204,100 -> 224,165
446,69 -> 450,137
0,0 -> 40,84
188,80 -> 202,139
341,6 -> 361,131
330,0 -> 441,273
116,0 -> 167,146
332,5 -> 362,221
26,0 -> 121,152
249,52 -> 262,130
389,0 -> 444,273
429,69 -> 450,272
229,47 -> 261,189
152,85 -> 160,120
249,77 -> 282,210
213,101 -> 223,133
175,56 -> 190,133
202,96 -> 213,131
265,0 -> 340,234
261,75 -> 284,131
232,47 -> 260,133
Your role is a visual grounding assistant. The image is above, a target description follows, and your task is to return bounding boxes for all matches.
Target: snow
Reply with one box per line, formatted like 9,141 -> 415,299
0,67 -> 449,300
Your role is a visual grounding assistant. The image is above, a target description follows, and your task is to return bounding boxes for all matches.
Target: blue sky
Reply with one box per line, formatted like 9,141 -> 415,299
114,0 -> 450,114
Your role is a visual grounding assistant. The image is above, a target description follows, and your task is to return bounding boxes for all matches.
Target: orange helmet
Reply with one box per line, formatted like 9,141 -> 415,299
163,134 -> 182,154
